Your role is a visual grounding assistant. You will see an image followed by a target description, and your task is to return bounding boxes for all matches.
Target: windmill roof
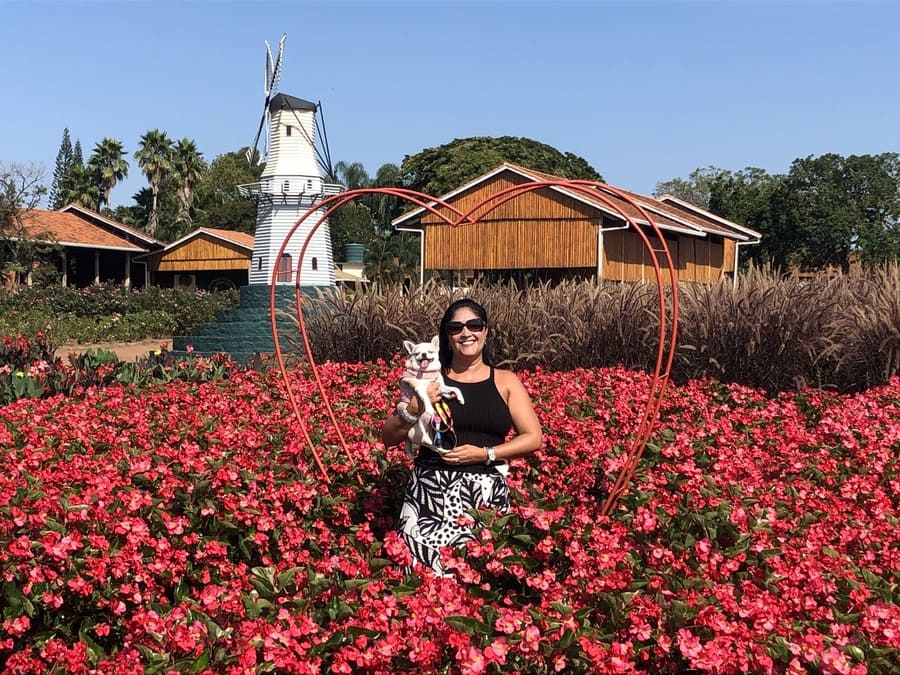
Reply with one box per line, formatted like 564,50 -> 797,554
269,93 -> 317,112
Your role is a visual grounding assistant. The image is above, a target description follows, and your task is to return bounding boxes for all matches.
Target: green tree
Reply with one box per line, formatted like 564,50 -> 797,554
61,164 -> 101,211
88,137 -> 129,212
193,148 -> 260,234
0,163 -> 58,285
134,129 -> 174,237
49,128 -> 75,210
171,138 -> 207,229
401,136 -> 603,197
709,168 -> 790,269
363,230 -> 419,289
774,154 -> 900,270
654,166 -> 731,208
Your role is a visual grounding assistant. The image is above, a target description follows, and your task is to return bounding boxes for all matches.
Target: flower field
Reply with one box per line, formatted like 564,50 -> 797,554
1,361 -> 898,674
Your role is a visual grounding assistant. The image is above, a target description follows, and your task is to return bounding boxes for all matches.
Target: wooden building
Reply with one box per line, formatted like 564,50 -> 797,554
392,164 -> 761,285
14,205 -> 162,287
138,228 -> 255,291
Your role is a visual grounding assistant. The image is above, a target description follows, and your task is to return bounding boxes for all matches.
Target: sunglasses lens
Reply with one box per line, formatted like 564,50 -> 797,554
439,430 -> 456,450
447,319 -> 486,335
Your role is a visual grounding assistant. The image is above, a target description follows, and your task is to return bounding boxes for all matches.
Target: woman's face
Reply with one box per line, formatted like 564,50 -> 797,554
446,307 -> 487,360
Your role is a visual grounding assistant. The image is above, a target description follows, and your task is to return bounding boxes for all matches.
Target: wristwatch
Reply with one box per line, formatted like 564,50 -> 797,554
485,446 -> 496,464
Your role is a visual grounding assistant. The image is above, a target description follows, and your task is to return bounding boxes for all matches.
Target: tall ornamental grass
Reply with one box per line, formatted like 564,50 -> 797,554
295,265 -> 900,393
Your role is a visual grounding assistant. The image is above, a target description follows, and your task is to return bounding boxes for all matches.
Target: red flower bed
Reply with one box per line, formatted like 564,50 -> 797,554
0,363 -> 898,673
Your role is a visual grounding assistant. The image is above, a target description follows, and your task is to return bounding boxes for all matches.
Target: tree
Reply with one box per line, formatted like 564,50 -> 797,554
88,137 -> 129,212
654,166 -> 731,208
134,129 -> 174,237
332,160 -> 370,189
171,138 -> 207,229
401,136 -> 603,197
49,129 -> 75,210
0,163 -> 58,286
774,154 -> 900,271
61,164 -> 101,211
193,148 -> 260,234
708,168 -> 790,269
363,230 -> 419,289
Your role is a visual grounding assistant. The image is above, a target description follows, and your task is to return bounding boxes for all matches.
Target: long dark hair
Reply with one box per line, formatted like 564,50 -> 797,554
438,298 -> 491,369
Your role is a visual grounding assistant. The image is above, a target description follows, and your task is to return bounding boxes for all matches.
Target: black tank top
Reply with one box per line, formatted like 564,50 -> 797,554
416,367 -> 513,473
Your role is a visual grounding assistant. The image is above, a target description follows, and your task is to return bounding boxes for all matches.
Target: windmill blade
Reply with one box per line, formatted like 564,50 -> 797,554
247,109 -> 269,165
269,34 -> 286,94
247,34 -> 286,165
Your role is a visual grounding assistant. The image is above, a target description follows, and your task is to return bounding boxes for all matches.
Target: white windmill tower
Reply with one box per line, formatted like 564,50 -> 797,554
240,34 -> 342,287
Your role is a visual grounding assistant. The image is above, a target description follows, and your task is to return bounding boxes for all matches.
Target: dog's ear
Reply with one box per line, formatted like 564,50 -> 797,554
403,340 -> 416,354
430,335 -> 440,349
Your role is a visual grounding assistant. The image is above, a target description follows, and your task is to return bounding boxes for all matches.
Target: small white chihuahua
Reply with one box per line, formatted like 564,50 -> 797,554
398,335 -> 464,456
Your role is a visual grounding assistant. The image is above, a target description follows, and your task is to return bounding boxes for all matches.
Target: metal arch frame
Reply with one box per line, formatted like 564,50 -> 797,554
269,182 -> 679,515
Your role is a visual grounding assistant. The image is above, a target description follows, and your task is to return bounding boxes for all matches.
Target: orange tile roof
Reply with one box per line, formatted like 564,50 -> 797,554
59,204 -> 162,245
202,228 -> 255,249
20,210 -> 147,252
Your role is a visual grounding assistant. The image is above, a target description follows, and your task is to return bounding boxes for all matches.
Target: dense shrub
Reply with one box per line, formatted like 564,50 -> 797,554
0,284 -> 238,343
0,335 -> 238,406
294,266 -> 900,393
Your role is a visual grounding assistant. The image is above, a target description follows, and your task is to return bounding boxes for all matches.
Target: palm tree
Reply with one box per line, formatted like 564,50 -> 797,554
61,164 -> 100,210
333,160 -> 370,190
134,129 -> 173,236
171,138 -> 207,228
88,137 -> 129,212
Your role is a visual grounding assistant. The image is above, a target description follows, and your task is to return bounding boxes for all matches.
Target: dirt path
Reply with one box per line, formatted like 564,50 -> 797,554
56,338 -> 173,362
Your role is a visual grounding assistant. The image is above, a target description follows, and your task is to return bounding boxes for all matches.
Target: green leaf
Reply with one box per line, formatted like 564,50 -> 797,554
444,615 -> 487,635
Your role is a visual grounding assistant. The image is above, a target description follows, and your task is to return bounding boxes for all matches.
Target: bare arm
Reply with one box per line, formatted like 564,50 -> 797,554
381,380 -> 440,447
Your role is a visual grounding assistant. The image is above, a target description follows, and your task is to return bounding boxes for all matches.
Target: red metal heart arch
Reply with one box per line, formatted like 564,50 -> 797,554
270,181 -> 679,516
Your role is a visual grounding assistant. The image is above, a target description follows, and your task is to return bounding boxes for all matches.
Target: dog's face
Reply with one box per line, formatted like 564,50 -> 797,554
403,335 -> 441,374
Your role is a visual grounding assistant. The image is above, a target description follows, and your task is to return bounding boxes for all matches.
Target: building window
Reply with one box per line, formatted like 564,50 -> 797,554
286,125 -> 292,136
257,257 -> 263,271
311,257 -> 318,271
277,253 -> 292,282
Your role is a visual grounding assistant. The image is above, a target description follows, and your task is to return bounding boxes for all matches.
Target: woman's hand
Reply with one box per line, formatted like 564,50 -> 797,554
441,443 -> 490,466
408,380 -> 442,415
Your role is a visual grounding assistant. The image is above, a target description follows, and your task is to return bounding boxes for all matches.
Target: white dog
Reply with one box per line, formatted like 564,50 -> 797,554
398,335 -> 464,456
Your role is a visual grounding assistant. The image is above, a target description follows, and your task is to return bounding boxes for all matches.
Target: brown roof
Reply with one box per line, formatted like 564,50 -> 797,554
201,228 -> 255,249
59,204 -> 162,245
394,163 -> 759,241
19,210 -> 147,252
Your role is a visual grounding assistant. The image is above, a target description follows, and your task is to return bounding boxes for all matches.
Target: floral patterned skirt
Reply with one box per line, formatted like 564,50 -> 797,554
398,465 -> 509,575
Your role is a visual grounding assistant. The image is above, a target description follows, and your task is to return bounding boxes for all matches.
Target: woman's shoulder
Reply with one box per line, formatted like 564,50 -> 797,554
492,367 -> 525,389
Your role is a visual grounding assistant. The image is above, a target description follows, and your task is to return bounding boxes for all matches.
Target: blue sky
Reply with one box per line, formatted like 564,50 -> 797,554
2,0 -> 898,208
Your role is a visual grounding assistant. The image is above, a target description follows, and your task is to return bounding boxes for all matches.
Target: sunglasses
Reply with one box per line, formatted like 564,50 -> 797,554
445,319 -> 486,335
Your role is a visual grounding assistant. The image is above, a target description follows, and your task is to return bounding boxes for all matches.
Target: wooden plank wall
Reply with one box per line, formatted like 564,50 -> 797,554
417,171 -> 738,283
152,235 -> 251,272
422,174 -> 599,269
603,230 -> 730,283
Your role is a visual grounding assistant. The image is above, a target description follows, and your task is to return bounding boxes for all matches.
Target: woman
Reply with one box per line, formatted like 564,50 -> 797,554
382,298 -> 543,575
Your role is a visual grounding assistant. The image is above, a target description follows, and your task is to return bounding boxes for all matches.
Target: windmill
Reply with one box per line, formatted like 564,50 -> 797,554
238,34 -> 343,288
246,33 -> 286,166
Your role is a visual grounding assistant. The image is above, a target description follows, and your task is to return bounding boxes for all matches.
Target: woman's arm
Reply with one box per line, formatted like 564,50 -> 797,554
493,369 -> 543,460
380,380 -> 441,447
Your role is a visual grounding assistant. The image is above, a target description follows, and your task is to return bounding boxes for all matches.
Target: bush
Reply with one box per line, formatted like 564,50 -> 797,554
0,285 -> 238,343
